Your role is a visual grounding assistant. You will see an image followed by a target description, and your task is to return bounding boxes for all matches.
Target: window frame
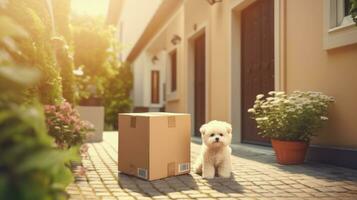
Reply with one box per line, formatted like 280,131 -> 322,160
323,0 -> 357,49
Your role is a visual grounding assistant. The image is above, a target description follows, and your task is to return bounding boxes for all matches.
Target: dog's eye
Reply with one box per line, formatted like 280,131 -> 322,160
219,133 -> 223,136
210,133 -> 215,137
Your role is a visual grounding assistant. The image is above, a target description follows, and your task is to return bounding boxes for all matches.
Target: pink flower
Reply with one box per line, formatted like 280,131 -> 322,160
80,144 -> 89,154
75,166 -> 87,176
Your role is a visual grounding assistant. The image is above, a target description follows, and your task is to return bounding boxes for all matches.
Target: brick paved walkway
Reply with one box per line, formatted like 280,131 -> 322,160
67,132 -> 357,200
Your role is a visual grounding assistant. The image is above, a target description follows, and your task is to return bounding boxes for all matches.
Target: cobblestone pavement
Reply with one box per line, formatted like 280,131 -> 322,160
67,132 -> 357,200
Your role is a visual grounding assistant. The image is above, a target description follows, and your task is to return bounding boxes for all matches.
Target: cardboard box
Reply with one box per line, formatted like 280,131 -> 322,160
118,112 -> 191,180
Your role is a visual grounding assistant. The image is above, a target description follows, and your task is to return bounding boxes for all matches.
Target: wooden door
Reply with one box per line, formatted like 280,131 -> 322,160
170,50 -> 177,92
241,0 -> 274,144
151,70 -> 160,104
194,34 -> 206,136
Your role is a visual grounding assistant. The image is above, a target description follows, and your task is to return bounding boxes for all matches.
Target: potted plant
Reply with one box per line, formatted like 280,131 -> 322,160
72,18 -> 114,142
248,91 -> 335,165
44,101 -> 94,149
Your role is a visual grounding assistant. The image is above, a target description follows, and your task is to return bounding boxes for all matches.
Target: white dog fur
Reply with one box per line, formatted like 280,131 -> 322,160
194,120 -> 232,179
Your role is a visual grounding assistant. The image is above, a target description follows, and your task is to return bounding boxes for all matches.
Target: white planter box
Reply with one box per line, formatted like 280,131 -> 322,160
76,106 -> 104,142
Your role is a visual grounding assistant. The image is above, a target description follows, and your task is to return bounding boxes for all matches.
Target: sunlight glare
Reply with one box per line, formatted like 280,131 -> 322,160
71,0 -> 109,16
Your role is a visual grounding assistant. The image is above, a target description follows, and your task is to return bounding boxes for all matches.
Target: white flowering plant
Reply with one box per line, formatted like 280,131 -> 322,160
248,91 -> 335,142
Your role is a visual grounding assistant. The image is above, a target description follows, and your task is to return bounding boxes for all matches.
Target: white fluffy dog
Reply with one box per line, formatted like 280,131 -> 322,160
194,120 -> 232,179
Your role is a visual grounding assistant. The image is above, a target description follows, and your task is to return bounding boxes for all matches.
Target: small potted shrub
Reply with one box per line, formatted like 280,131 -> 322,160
248,91 -> 335,165
45,101 -> 94,149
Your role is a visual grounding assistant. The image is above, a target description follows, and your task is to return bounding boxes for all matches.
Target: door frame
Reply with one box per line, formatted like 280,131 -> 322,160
187,24 -> 210,136
228,0 -> 283,144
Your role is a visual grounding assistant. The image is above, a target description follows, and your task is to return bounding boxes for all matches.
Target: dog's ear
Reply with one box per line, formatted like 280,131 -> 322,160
199,124 -> 208,135
224,122 -> 232,134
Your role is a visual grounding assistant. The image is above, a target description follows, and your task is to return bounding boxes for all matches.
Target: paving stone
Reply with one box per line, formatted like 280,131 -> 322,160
67,132 -> 357,200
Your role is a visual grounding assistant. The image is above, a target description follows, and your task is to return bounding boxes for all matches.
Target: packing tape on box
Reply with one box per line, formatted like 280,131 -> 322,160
168,116 -> 176,128
167,162 -> 176,176
130,116 -> 136,128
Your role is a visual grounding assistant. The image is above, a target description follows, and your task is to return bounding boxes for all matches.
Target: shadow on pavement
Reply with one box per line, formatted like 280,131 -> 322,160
192,138 -> 357,183
117,172 -> 199,197
118,171 -> 245,197
206,176 -> 244,194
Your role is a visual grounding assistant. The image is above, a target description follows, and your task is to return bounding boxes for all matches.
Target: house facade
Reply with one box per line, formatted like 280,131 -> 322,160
113,0 -> 357,168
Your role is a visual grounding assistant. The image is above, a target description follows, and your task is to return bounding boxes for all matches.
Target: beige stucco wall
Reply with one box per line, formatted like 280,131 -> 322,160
181,0 -> 231,122
118,0 -> 163,60
130,0 -> 357,148
143,0 -> 231,132
146,7 -> 185,112
285,0 -> 357,148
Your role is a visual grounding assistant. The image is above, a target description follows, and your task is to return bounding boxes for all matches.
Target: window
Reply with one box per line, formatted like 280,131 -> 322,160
324,0 -> 357,49
151,70 -> 160,104
170,50 -> 177,92
330,0 -> 353,28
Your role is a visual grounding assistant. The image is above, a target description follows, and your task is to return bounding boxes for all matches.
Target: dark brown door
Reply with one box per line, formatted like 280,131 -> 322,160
241,0 -> 274,144
170,50 -> 177,92
194,34 -> 206,136
151,70 -> 160,104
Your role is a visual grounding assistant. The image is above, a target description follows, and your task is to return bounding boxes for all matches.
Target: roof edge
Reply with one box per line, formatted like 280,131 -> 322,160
126,0 -> 182,63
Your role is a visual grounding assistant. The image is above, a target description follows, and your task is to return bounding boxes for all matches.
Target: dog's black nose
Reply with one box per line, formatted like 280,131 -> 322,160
215,138 -> 219,142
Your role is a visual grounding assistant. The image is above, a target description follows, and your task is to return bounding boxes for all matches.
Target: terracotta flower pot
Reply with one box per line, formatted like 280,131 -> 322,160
271,139 -> 309,165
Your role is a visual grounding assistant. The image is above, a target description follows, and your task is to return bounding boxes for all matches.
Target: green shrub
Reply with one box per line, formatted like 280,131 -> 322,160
72,17 -> 113,103
52,0 -> 76,104
72,16 -> 133,129
104,62 -> 133,129
52,0 -> 72,41
2,0 -> 63,104
248,91 -> 334,142
0,66 -> 77,200
53,36 -> 76,104
0,16 -> 77,199
72,18 -> 128,105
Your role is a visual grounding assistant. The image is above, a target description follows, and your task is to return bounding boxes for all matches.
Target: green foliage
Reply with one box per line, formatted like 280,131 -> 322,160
0,16 -> 77,199
53,36 -> 76,104
248,91 -> 335,142
72,16 -> 133,127
52,0 -> 72,41
2,0 -> 63,104
104,62 -> 133,129
350,0 -> 357,25
51,0 -> 77,104
0,70 -> 77,199
72,17 -> 116,103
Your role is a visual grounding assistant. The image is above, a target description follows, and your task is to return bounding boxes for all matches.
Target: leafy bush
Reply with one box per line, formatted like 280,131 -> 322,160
2,0 -> 64,104
248,91 -> 335,141
52,0 -> 72,41
44,101 -> 94,149
0,15 -> 76,200
72,17 -> 114,103
72,17 -> 133,129
53,36 -> 76,104
104,62 -> 133,129
52,0 -> 77,104
0,66 -> 78,200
